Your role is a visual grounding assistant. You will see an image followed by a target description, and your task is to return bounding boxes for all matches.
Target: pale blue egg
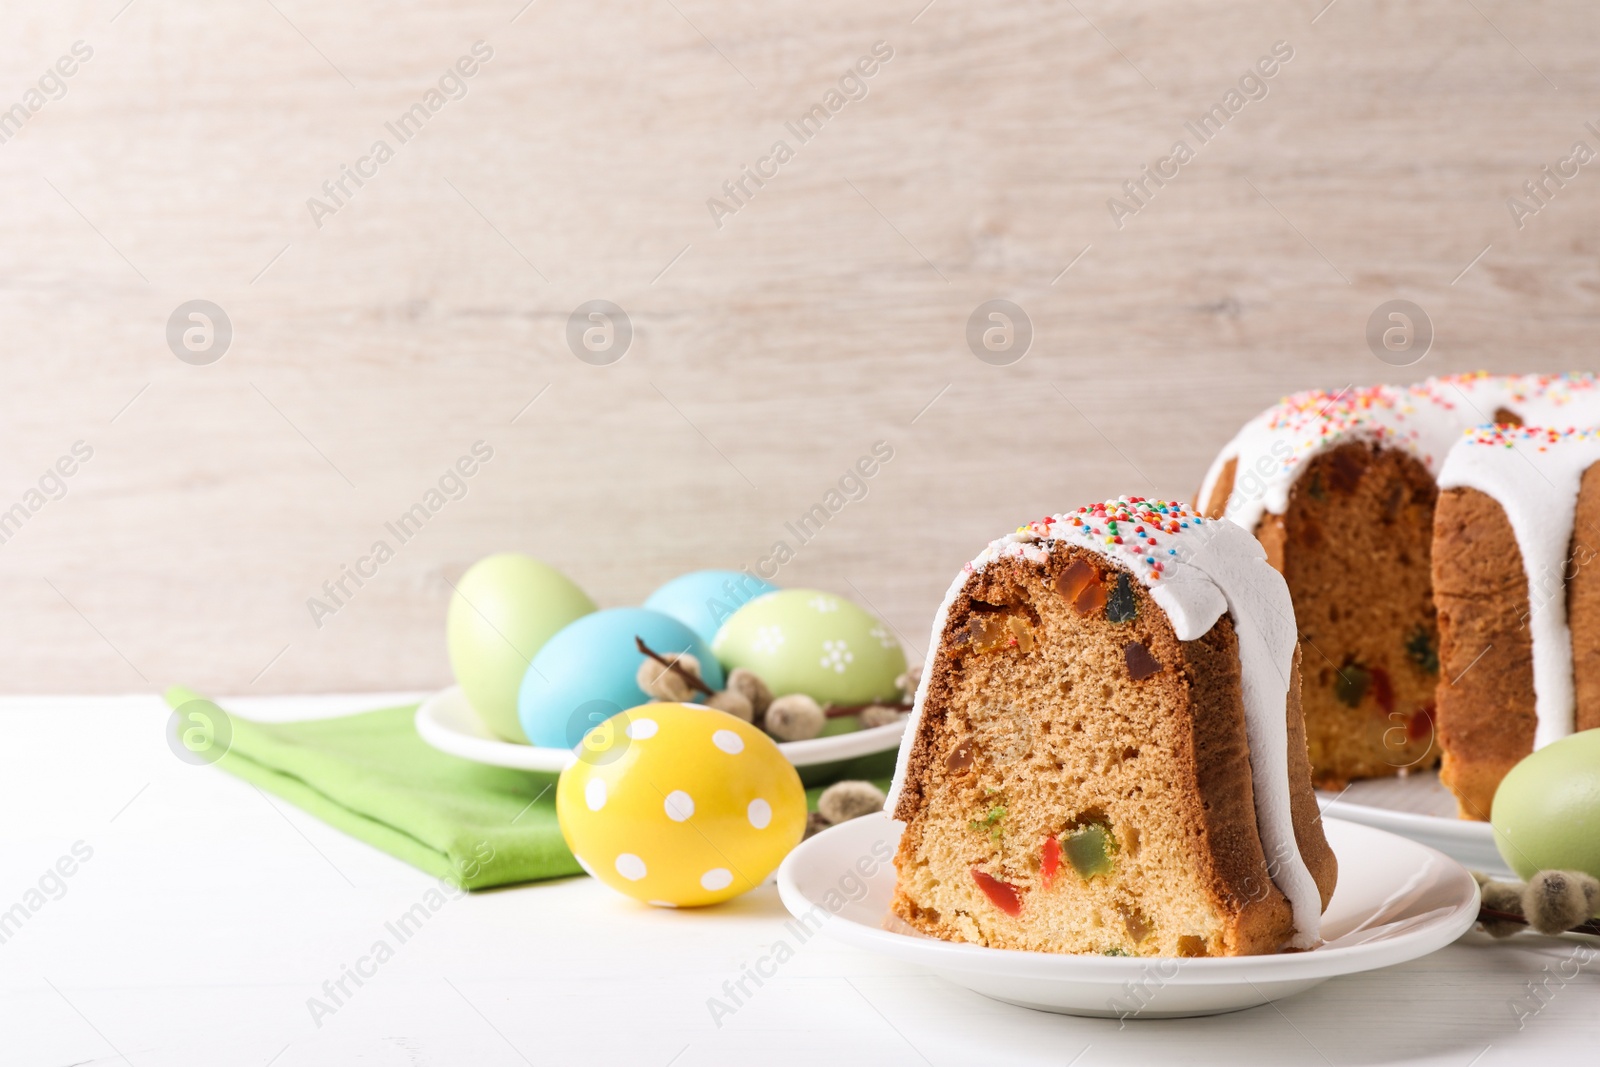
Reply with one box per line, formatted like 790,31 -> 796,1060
643,570 -> 779,645
518,608 -> 724,748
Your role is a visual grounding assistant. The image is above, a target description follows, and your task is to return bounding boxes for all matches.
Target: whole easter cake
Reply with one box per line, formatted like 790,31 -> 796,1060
1196,373 -> 1600,818
886,499 -> 1337,957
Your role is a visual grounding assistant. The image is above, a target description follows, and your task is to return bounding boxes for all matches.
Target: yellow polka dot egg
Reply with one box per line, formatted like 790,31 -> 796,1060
556,702 -> 807,907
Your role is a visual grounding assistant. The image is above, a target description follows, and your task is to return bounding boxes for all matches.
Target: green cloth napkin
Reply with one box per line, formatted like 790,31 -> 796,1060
165,687 -> 575,889
165,687 -> 894,891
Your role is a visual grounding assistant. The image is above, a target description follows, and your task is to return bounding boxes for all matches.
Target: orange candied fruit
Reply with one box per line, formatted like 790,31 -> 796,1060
1055,559 -> 1106,616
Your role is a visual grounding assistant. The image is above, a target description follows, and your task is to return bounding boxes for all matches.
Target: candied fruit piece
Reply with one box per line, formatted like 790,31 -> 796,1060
971,868 -> 1023,916
1177,935 -> 1208,958
945,744 -> 974,773
1370,666 -> 1394,714
1105,574 -> 1137,624
1041,836 -> 1062,889
1405,626 -> 1439,675
1074,580 -> 1107,616
1334,663 -> 1370,708
966,615 -> 1010,653
1119,904 -> 1152,943
1005,615 -> 1036,652
1055,559 -> 1097,603
1494,406 -> 1523,428
1124,641 -> 1162,681
1058,560 -> 1107,616
1063,822 -> 1116,879
970,806 -> 1006,843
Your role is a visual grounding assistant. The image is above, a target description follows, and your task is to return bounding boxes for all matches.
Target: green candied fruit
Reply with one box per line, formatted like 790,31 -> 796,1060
1102,947 -> 1131,957
1334,663 -> 1371,708
1063,822 -> 1117,879
1105,574 -> 1138,624
970,805 -> 1006,843
1405,627 -> 1440,676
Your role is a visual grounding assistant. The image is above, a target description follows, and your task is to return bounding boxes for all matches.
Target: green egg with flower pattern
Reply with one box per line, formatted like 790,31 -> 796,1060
711,589 -> 905,706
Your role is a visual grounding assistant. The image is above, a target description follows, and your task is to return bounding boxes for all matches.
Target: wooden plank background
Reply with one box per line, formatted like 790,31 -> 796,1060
1,0 -> 1596,693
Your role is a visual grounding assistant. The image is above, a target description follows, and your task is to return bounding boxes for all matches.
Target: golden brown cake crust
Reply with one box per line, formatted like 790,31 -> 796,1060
1426,458 -> 1600,819
1202,456 -> 1239,523
1284,647 -> 1338,909
891,545 -> 1334,957
1433,486 -> 1538,819
1176,599 -> 1295,951
1568,464 -> 1600,735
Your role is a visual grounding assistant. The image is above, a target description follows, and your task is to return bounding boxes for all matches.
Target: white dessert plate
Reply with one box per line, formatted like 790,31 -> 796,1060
414,685 -> 908,774
776,812 -> 1479,1019
1317,770 -> 1507,874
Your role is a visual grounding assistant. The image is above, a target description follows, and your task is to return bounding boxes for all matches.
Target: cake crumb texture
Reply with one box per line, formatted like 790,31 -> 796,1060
891,544 -> 1334,957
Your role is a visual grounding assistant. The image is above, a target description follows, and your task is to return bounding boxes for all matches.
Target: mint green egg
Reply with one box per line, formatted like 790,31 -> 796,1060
711,589 -> 905,706
447,553 -> 596,743
1492,728 -> 1600,880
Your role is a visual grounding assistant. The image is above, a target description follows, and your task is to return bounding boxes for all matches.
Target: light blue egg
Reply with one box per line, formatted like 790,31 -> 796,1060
517,608 -> 725,748
643,570 -> 778,646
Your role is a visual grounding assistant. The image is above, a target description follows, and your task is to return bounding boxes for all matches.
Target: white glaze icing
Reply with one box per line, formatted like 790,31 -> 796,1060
886,498 -> 1323,949
1197,373 -> 1600,536
1438,426 -> 1600,749
1196,372 -> 1600,752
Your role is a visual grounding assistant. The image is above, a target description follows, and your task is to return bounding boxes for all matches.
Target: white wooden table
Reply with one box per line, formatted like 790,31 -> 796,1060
2,695 -> 1589,1066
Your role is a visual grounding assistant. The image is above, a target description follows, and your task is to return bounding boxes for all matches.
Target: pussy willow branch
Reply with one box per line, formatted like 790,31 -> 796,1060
823,700 -> 913,719
634,636 -> 714,696
1479,905 -> 1600,938
636,635 -> 916,714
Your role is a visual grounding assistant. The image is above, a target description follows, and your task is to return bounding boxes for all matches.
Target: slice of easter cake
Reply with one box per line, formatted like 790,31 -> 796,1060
886,499 -> 1337,957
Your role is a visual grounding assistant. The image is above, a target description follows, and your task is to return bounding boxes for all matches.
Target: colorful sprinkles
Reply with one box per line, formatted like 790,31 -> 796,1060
1463,423 -> 1600,452
1202,372 -> 1600,534
971,497 -> 1207,583
1262,383 -> 1432,471
1257,373 -> 1600,474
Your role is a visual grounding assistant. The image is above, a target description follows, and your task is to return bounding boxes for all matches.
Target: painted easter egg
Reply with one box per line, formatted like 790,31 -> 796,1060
447,553 -> 596,743
712,589 -> 905,706
518,608 -> 724,749
1493,728 -> 1600,880
556,702 -> 806,906
643,570 -> 779,646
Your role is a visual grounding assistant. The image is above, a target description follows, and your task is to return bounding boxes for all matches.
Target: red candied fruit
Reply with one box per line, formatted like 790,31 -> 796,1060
1370,666 -> 1394,715
971,868 -> 1023,916
1041,836 -> 1062,889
